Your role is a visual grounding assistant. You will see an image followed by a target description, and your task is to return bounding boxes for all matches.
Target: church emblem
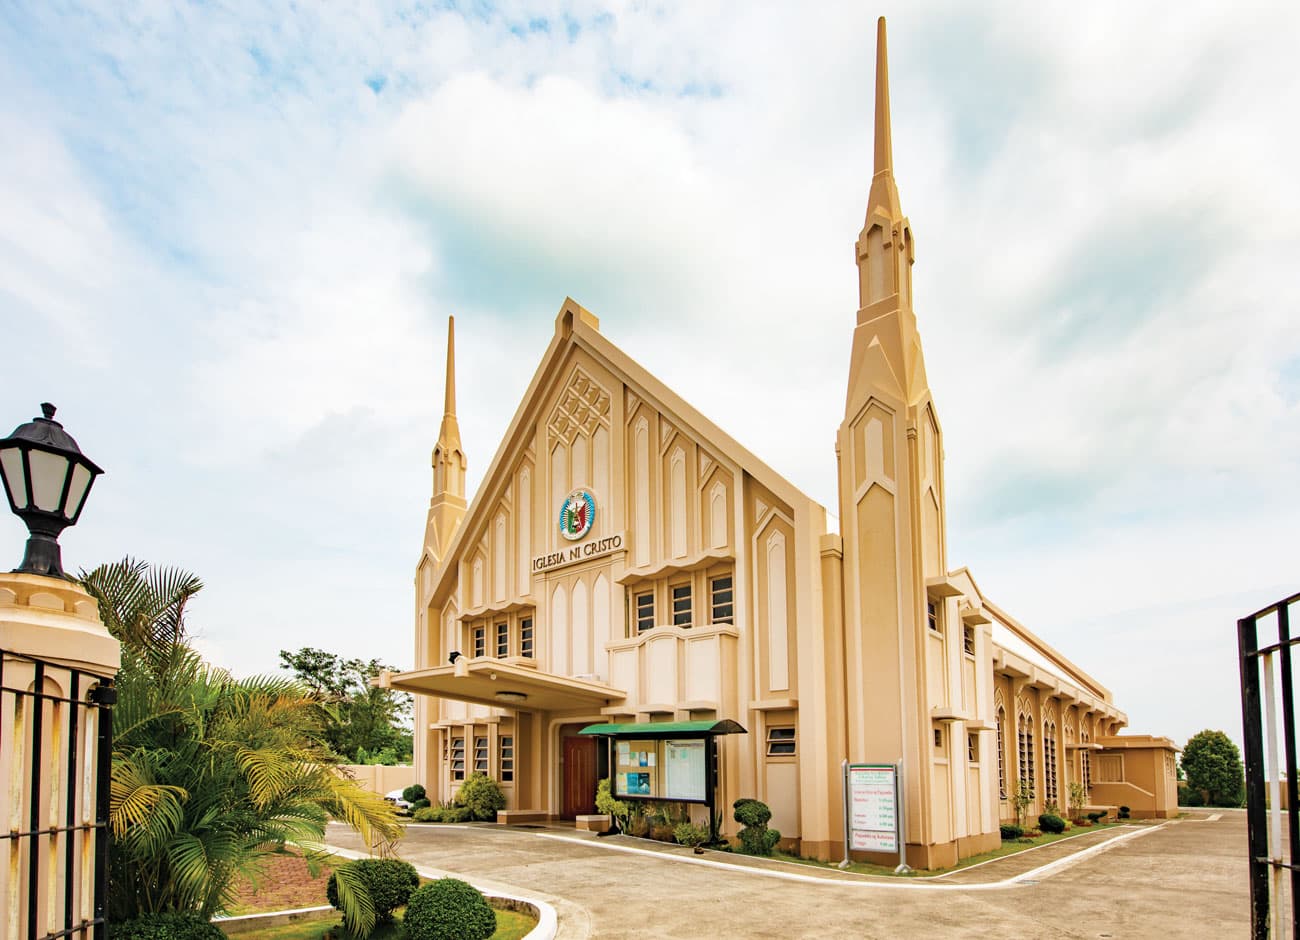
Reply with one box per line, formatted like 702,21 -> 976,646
559,488 -> 596,541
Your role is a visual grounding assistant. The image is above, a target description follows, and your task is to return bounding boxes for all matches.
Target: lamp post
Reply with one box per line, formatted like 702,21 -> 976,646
0,403 -> 103,579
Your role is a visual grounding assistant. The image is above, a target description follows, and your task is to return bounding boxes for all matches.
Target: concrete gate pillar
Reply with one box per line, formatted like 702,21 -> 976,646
0,572 -> 121,938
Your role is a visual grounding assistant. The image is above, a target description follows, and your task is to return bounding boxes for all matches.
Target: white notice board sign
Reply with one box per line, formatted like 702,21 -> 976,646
663,739 -> 706,801
846,764 -> 899,853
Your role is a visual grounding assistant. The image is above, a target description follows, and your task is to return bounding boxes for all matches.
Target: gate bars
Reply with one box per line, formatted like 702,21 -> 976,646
1240,591 -> 1300,939
0,649 -> 115,940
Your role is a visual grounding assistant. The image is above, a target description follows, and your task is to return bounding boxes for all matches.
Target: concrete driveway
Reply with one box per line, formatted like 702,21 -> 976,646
327,811 -> 1248,938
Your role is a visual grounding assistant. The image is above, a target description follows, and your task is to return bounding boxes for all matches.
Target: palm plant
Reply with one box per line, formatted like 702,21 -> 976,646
83,559 -> 400,932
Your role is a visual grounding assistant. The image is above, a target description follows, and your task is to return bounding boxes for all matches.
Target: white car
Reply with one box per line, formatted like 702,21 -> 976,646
384,789 -> 412,811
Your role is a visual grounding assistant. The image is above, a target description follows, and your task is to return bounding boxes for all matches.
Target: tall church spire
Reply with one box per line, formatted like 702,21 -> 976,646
425,316 -> 467,561
438,316 -> 461,455
862,16 -> 904,259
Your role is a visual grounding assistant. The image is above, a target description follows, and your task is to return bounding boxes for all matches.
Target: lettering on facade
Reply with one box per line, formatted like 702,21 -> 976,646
531,532 -> 625,574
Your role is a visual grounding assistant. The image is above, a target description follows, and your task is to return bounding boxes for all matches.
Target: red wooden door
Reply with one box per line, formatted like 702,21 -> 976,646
561,736 -> 598,819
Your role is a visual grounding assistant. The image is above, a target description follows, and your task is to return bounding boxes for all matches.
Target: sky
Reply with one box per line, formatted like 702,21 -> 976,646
2,2 -> 1298,756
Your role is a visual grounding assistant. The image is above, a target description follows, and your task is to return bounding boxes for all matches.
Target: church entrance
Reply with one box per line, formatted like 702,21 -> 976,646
561,734 -> 598,819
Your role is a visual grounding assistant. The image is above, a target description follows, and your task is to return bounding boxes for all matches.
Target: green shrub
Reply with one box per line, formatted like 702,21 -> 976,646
999,824 -> 1023,840
595,778 -> 630,832
1087,811 -> 1105,823
1118,805 -> 1131,819
733,798 -> 781,856
109,913 -> 225,940
326,858 -> 419,924
413,806 -> 439,822
413,804 -> 472,823
403,784 -> 427,804
412,798 -> 431,811
674,822 -> 709,848
1038,813 -> 1066,834
403,878 -> 496,940
454,773 -> 506,821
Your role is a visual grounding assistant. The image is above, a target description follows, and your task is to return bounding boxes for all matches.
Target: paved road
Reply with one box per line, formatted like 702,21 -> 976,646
328,811 -> 1249,938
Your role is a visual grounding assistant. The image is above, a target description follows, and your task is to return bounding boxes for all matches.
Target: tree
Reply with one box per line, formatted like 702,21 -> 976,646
278,647 -> 413,764
1181,729 -> 1245,807
82,558 -> 401,930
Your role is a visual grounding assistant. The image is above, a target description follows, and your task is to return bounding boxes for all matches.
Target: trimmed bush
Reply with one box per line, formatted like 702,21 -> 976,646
733,798 -> 781,856
454,773 -> 507,821
674,822 -> 709,848
326,858 -> 419,923
1087,811 -> 1106,823
109,913 -> 224,940
412,798 -> 431,811
403,878 -> 496,940
1118,805 -> 1131,819
403,784 -> 428,804
1038,813 -> 1066,834
999,824 -> 1023,840
595,778 -> 630,833
413,804 -> 472,823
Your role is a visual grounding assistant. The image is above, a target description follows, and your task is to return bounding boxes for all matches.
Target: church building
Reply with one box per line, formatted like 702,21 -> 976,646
385,18 -> 1177,869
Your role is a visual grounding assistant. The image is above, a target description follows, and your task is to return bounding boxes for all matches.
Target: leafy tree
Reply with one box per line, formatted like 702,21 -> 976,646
1181,729 -> 1245,807
278,647 -> 413,764
82,558 -> 401,930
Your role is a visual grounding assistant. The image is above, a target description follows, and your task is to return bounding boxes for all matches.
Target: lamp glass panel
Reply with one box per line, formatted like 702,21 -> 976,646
29,449 -> 71,512
63,463 -> 93,520
0,447 -> 27,509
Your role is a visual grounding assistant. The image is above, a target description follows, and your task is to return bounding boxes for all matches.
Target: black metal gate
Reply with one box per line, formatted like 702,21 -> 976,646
1240,591 -> 1300,939
0,649 -> 114,939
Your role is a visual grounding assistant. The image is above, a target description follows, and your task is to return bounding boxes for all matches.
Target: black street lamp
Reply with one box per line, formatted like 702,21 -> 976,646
0,403 -> 103,579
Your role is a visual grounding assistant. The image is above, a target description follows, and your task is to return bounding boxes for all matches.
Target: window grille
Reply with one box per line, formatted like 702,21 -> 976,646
521,618 -> 534,658
474,736 -> 488,774
472,626 -> 485,658
671,583 -> 692,627
635,592 -> 655,633
710,575 -> 734,624
495,622 -> 508,658
500,736 -> 514,782
963,624 -> 975,655
997,707 -> 1008,799
451,736 -> 465,781
766,726 -> 796,756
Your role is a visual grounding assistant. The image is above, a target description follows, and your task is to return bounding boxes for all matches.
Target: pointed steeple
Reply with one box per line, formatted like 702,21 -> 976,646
437,316 -> 462,456
863,16 -> 904,239
425,316 -> 467,562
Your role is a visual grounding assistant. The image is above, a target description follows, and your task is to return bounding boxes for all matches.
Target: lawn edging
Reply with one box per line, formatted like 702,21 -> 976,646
215,905 -> 333,935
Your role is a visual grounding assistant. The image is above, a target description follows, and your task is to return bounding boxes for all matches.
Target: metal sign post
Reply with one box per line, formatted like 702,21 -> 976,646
841,760 -> 910,873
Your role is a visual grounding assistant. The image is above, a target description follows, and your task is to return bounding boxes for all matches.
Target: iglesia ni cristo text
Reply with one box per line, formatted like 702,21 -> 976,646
384,17 -> 1178,868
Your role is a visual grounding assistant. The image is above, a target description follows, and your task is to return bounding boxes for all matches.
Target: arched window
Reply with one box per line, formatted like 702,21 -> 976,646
1043,719 -> 1059,807
1017,709 -> 1036,798
1081,728 -> 1092,792
996,704 -> 1008,800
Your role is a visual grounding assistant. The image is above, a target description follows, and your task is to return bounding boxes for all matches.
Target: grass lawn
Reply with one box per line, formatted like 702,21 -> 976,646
222,906 -> 536,939
774,822 -> 1132,878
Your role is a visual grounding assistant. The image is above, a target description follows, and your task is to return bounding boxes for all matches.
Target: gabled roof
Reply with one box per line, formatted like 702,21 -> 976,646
426,298 -> 827,607
950,564 -> 1112,702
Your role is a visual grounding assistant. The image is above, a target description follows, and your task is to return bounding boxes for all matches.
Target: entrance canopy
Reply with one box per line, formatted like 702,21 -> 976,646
386,659 -> 624,712
579,719 -> 746,738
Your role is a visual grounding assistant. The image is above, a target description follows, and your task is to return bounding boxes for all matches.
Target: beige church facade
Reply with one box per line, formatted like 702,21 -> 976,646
387,19 -> 1177,869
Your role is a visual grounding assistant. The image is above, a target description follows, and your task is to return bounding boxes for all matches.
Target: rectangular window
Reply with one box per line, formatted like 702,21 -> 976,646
671,583 -> 692,628
474,736 -> 488,774
500,736 -> 514,782
473,625 -> 485,658
451,736 -> 465,781
520,618 -> 534,659
934,727 -> 944,750
963,624 -> 975,656
766,726 -> 796,756
927,601 -> 941,634
635,591 -> 655,634
968,733 -> 979,763
710,575 -> 734,624
496,622 -> 508,658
